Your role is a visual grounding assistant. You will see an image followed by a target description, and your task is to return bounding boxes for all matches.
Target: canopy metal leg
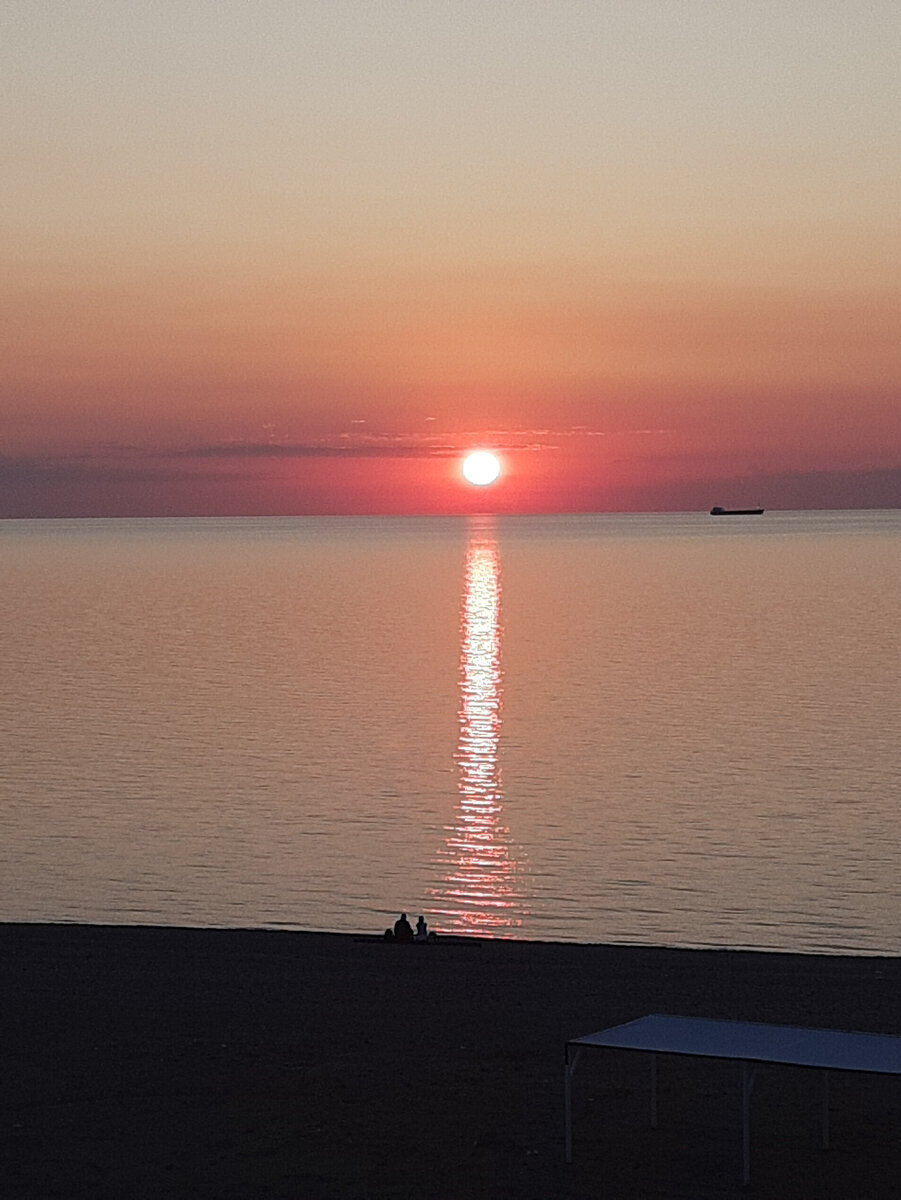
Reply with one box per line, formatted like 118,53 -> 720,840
564,1045 -> 582,1163
650,1052 -> 658,1128
741,1061 -> 757,1186
821,1069 -> 830,1150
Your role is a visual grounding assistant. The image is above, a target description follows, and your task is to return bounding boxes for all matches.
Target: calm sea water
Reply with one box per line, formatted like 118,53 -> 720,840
1,511 -> 899,953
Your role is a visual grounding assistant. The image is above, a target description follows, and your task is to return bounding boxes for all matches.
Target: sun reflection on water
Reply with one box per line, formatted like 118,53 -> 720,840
430,519 -> 525,935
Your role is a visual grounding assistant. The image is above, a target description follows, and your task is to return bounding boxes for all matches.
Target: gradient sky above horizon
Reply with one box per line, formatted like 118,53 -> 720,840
3,0 -> 899,516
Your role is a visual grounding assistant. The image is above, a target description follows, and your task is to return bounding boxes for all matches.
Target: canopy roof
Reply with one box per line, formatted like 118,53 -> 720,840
569,1013 -> 901,1075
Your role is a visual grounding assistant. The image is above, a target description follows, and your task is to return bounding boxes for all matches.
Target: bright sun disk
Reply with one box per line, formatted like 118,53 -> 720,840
462,451 -> 501,486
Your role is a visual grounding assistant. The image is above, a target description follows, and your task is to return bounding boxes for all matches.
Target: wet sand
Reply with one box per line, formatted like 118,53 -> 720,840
2,923 -> 900,1198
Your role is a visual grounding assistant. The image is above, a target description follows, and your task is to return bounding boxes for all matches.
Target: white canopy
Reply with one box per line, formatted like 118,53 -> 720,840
570,1013 -> 901,1075
565,1014 -> 901,1184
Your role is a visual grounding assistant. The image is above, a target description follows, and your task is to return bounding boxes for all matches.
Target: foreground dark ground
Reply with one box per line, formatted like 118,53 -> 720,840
2,924 -> 900,1198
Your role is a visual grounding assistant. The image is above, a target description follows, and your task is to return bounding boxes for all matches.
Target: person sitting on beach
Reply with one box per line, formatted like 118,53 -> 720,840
393,912 -> 414,943
414,915 -> 428,942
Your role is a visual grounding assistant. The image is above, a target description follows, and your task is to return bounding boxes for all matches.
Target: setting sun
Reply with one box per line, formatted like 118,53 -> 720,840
462,451 -> 501,487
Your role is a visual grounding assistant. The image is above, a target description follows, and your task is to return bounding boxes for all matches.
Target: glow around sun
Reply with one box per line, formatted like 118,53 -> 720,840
462,450 -> 501,486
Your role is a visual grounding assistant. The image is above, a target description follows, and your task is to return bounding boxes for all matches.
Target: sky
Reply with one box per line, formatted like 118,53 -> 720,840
3,0 -> 899,516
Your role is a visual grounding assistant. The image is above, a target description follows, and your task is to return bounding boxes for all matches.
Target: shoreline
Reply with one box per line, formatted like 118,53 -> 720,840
3,923 -> 900,1198
9,916 -> 896,957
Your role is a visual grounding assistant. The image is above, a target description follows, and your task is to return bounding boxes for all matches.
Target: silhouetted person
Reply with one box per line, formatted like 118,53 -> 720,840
414,915 -> 428,942
393,912 -> 414,943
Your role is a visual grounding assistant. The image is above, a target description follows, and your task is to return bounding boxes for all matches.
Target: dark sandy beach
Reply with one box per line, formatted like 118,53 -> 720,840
2,924 -> 900,1199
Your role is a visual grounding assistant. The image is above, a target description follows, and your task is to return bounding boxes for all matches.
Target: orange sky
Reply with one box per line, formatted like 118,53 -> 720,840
3,2 -> 899,516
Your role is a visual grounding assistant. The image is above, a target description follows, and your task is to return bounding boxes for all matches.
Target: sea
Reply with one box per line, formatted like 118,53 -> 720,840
1,510 -> 898,954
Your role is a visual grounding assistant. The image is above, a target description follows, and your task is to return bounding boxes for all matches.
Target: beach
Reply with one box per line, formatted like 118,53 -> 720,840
3,924 -> 900,1199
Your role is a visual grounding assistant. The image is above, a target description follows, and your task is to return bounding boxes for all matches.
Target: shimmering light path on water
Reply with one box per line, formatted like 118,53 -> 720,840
1,511 -> 899,952
430,524 -> 525,934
